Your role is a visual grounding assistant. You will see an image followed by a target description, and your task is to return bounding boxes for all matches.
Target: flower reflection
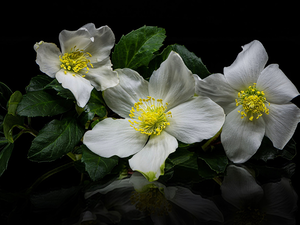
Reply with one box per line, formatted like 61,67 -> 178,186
76,201 -> 121,225
79,172 -> 224,224
130,185 -> 172,215
218,165 -> 298,225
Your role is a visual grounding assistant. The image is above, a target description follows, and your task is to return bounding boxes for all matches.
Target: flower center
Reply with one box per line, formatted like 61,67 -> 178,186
235,83 -> 270,121
129,96 -> 172,136
59,46 -> 93,77
130,187 -> 172,215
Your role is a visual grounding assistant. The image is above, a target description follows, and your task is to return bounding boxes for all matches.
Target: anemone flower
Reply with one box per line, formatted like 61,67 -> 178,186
34,23 -> 118,107
196,40 -> 300,163
83,51 -> 225,181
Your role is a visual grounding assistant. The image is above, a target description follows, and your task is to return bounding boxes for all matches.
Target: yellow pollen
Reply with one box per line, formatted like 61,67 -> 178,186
130,187 -> 172,215
235,83 -> 270,121
129,96 -> 172,135
59,46 -> 93,77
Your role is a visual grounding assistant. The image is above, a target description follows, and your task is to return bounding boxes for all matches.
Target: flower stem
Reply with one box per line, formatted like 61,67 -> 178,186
67,152 -> 77,161
213,176 -> 222,185
202,128 -> 222,152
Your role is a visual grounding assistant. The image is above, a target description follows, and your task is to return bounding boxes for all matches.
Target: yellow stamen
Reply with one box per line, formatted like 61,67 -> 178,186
235,83 -> 270,121
59,46 -> 93,77
129,96 -> 172,135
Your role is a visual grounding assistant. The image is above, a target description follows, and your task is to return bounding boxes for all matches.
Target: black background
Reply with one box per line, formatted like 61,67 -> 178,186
1,0 -> 299,223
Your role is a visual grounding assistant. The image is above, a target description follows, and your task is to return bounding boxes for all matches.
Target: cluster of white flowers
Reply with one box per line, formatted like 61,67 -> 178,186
35,23 -> 300,182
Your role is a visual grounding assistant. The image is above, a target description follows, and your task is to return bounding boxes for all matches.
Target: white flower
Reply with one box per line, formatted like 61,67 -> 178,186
220,165 -> 297,225
83,51 -> 225,181
196,40 -> 300,163
85,172 -> 224,224
34,23 -> 119,107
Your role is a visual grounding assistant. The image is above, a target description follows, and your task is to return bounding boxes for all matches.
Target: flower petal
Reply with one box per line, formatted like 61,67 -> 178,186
149,51 -> 195,110
257,64 -> 299,104
196,73 -> 238,114
83,118 -> 148,158
165,96 -> 225,144
34,41 -> 61,78
129,131 -> 178,181
103,68 -> 149,118
55,70 -> 93,107
263,103 -> 300,149
59,26 -> 92,54
221,108 -> 266,163
81,24 -> 115,63
221,165 -> 264,209
224,40 -> 268,90
85,61 -> 119,91
193,74 -> 201,85
169,186 -> 224,222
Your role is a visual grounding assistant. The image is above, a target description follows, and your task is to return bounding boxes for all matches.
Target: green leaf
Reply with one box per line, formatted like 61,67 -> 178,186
148,44 -> 210,79
164,147 -> 193,174
7,91 -> 23,116
198,147 -> 228,177
177,152 -> 199,170
172,45 -> 210,78
84,103 -> 106,120
146,45 -> 173,75
252,137 -> 297,162
17,90 -> 73,117
2,91 -> 24,142
28,117 -> 85,162
0,82 -> 13,110
3,114 -> 24,143
112,26 -> 166,70
89,88 -> 105,105
168,148 -> 193,167
0,137 -> 9,146
166,152 -> 201,183
25,75 -> 53,92
78,89 -> 107,126
85,89 -> 107,118
197,158 -> 217,179
44,79 -> 75,100
0,142 -> 14,176
81,145 -> 118,181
